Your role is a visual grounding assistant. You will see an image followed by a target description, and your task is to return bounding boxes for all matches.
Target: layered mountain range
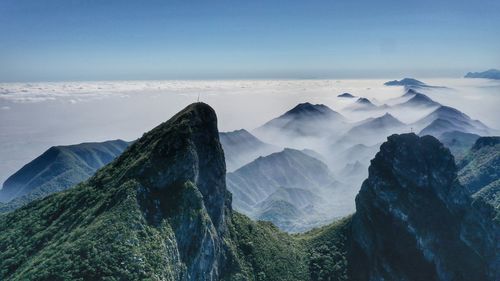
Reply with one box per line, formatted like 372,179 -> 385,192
0,103 -> 497,280
1,87 -> 495,231
226,148 -> 342,232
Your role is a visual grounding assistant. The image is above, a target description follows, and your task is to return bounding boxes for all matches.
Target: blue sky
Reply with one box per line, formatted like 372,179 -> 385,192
0,0 -> 499,82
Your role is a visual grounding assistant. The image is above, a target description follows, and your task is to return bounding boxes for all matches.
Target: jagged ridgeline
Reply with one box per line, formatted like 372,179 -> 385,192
0,103 -> 498,281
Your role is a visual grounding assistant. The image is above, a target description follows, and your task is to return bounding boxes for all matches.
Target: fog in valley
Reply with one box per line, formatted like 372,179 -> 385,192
1,78 -> 499,231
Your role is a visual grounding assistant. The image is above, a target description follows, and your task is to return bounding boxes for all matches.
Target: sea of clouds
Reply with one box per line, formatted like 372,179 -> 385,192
1,78 -> 499,185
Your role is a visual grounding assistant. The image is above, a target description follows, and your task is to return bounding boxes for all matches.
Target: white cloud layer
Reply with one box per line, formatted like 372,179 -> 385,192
0,78 -> 499,186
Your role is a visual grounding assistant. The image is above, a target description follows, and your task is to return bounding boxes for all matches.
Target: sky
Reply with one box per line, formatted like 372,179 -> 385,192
0,0 -> 499,82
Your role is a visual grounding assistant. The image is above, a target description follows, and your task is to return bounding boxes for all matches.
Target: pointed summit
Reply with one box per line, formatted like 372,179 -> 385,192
338,92 -> 355,98
349,113 -> 404,133
346,97 -> 380,111
104,102 -> 228,226
356,97 -> 374,105
0,102 -> 234,280
284,102 -> 342,119
395,92 -> 440,108
255,102 -> 345,137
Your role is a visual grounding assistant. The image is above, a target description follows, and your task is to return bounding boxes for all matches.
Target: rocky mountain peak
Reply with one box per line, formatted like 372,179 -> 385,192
350,133 -> 498,281
99,102 -> 229,228
367,133 -> 457,198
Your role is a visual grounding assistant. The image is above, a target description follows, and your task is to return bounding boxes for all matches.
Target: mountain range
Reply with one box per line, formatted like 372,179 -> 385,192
0,103 -> 497,280
1,93 -> 494,230
384,77 -> 428,87
384,78 -> 444,89
226,148 -> 339,232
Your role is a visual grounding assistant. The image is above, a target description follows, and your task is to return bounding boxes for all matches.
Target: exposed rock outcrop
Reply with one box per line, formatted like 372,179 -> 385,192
350,133 -> 498,281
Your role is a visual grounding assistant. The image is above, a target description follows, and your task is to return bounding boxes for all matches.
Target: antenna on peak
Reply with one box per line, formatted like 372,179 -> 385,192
411,127 -> 413,133
197,93 -> 200,102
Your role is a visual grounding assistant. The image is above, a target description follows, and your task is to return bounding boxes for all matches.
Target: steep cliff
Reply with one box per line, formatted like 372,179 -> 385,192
350,133 -> 498,281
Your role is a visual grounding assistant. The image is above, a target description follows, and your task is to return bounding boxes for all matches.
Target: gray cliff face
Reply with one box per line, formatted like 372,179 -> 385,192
350,133 -> 498,281
88,102 -> 232,281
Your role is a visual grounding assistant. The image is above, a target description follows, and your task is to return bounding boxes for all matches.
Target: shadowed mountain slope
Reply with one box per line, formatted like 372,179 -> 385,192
0,140 -> 129,207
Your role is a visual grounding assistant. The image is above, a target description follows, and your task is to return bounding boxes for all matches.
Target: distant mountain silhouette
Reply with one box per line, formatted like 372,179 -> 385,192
219,129 -> 279,172
255,102 -> 345,138
0,140 -> 129,207
347,113 -> 405,136
336,113 -> 407,147
384,78 -> 444,89
345,97 -> 384,111
415,105 -> 491,137
338,92 -> 355,98
394,92 -> 440,108
465,69 -> 500,80
355,97 -> 376,107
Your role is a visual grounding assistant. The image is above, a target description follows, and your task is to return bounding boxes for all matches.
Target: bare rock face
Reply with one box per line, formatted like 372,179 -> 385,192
105,102 -> 230,228
349,133 -> 498,281
96,102 -> 231,280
